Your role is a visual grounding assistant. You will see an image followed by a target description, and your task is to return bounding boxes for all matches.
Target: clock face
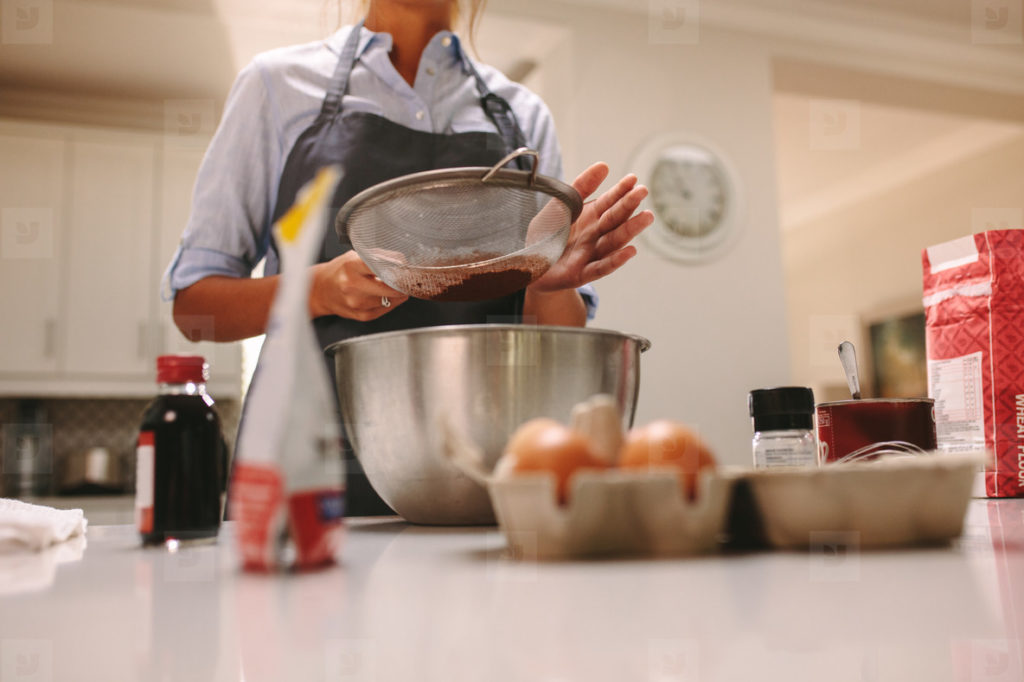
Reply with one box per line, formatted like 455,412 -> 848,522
650,148 -> 728,239
629,137 -> 741,263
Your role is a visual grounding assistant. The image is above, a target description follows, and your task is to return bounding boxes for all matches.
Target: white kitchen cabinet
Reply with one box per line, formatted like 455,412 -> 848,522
64,133 -> 155,378
0,124 -> 66,375
0,119 -> 242,397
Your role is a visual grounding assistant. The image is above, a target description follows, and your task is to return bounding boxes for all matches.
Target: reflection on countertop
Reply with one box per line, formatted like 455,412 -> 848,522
0,533 -> 86,596
0,500 -> 1022,681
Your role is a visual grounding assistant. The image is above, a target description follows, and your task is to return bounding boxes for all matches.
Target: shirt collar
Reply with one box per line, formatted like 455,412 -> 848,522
327,24 -> 470,73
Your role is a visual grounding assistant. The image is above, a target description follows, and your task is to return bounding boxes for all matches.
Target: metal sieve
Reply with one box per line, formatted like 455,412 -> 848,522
334,148 -> 583,301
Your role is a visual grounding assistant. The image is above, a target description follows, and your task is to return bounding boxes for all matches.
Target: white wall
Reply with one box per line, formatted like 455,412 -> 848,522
490,1 -> 792,464
783,133 -> 1024,398
488,0 -> 1024,463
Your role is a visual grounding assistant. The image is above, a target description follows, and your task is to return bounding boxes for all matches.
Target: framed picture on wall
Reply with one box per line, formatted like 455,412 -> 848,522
867,310 -> 927,398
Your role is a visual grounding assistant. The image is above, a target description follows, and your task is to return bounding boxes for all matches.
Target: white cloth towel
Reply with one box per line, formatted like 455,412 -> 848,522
0,498 -> 88,553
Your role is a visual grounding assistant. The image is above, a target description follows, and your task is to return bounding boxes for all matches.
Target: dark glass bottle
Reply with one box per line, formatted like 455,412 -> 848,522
136,355 -> 225,545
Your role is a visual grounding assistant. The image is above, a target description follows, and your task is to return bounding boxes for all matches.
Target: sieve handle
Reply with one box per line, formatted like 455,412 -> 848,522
482,147 -> 538,185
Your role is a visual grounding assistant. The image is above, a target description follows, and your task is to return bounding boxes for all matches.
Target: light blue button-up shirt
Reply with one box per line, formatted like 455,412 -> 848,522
163,25 -> 596,318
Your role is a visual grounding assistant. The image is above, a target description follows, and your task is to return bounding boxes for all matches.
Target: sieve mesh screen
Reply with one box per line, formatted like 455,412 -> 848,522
335,152 -> 581,301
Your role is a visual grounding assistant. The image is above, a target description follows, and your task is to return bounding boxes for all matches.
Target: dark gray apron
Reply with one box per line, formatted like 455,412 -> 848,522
265,22 -> 530,515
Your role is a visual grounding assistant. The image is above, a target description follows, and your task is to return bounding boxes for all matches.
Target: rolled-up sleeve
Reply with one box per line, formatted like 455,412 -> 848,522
577,283 -> 598,320
162,59 -> 282,300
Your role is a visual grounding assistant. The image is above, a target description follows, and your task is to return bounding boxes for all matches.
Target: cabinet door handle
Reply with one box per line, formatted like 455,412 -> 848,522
44,318 -> 56,358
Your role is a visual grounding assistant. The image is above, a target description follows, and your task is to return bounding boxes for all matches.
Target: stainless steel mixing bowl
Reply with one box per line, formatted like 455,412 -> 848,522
326,324 -> 651,525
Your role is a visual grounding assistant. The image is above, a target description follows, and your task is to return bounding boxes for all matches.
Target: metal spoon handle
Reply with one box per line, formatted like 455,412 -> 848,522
838,341 -> 861,400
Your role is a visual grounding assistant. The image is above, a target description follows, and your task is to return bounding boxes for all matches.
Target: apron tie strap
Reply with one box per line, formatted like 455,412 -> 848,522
463,50 -> 530,171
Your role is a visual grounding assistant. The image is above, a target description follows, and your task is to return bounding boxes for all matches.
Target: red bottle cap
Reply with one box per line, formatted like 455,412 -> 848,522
156,355 -> 208,384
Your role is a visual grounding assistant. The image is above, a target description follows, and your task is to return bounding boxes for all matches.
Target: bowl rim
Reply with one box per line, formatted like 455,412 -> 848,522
324,323 -> 652,356
817,398 -> 935,407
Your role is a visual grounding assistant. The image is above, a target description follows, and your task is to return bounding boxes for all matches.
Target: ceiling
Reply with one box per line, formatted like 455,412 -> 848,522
0,0 -> 568,101
745,0 -> 971,27
2,0 -> 1019,101
773,92 -> 1024,230
561,0 -> 1016,42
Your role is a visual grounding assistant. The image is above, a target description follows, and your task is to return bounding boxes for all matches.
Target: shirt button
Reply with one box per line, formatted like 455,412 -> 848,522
415,110 -> 425,120
441,36 -> 452,47
426,67 -> 436,76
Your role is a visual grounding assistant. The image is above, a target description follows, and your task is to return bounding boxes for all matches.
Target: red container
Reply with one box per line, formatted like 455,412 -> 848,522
923,230 -> 1024,498
816,398 -> 937,464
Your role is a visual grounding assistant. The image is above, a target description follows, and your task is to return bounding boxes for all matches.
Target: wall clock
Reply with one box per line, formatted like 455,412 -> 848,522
631,134 -> 743,263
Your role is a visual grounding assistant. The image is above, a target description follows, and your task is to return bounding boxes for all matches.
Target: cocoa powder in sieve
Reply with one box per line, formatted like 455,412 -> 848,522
396,252 -> 551,302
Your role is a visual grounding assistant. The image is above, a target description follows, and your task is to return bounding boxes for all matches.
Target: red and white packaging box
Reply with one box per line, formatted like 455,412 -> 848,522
922,230 -> 1024,498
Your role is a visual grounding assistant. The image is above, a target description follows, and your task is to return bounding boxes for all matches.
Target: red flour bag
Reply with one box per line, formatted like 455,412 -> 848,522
922,230 -> 1024,498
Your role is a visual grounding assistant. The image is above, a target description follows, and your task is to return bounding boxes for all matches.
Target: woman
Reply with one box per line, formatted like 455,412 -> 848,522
165,0 -> 653,514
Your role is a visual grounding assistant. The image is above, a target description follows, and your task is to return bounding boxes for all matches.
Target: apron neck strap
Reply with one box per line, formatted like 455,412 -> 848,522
462,57 -> 530,170
320,19 -> 366,118
321,20 -> 529,170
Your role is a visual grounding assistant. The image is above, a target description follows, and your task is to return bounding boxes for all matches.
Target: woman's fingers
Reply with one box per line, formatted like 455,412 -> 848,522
581,245 -> 638,282
573,177 -> 647,247
594,184 -> 648,235
570,182 -> 651,263
315,251 -> 410,320
359,273 -> 407,300
571,162 -> 611,202
343,253 -> 407,297
594,208 -> 654,255
534,165 -> 653,291
347,284 -> 410,321
590,173 -> 640,220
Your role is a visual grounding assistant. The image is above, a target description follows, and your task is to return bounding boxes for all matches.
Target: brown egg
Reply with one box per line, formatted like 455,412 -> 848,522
498,417 -> 608,504
618,420 -> 716,500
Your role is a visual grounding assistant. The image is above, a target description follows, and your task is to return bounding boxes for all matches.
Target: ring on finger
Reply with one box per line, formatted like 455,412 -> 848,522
381,296 -> 391,308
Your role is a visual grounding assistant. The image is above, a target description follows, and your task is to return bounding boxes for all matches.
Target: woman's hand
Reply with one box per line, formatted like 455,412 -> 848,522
309,251 -> 409,321
528,163 -> 654,295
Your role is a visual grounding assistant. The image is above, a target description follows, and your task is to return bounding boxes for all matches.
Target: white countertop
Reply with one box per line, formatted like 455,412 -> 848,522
1,499 -> 1023,681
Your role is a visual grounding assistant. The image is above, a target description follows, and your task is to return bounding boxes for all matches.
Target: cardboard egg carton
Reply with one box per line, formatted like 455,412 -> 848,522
441,414 -> 983,560
736,451 -> 983,550
488,470 -> 733,560
440,411 -> 732,559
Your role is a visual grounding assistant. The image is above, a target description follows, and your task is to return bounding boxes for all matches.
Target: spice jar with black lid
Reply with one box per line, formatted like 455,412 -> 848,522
136,355 -> 226,545
748,386 -> 818,468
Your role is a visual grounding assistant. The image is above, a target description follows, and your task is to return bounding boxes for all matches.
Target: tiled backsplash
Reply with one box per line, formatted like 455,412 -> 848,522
0,396 -> 241,498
